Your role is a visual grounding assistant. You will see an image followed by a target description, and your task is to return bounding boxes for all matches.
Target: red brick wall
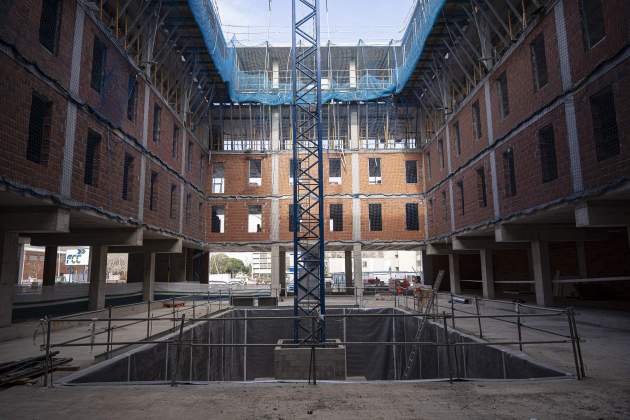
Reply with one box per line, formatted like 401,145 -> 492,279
452,157 -> 495,230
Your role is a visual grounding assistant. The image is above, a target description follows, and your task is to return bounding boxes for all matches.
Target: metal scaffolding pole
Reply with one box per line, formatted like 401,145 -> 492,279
291,0 -> 326,344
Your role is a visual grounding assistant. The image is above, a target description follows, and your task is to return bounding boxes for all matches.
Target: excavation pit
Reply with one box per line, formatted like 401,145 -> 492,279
61,308 -> 571,385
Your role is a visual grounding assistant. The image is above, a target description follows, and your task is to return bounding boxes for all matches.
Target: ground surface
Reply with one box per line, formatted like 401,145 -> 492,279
0,296 -> 629,419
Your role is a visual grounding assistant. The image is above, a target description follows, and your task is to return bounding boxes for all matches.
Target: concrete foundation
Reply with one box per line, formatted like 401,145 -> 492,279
273,339 -> 345,380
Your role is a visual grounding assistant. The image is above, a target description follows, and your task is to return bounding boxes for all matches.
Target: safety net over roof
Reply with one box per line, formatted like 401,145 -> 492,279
187,0 -> 446,104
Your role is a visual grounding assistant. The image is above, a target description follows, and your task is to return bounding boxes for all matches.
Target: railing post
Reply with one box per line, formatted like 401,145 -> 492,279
567,308 -> 584,379
570,308 -> 585,379
442,312 -> 453,384
146,300 -> 151,339
171,314 -> 186,387
106,306 -> 113,359
474,296 -> 483,338
172,297 -> 176,329
193,294 -> 196,320
43,316 -> 51,387
516,303 -> 523,352
450,292 -> 455,329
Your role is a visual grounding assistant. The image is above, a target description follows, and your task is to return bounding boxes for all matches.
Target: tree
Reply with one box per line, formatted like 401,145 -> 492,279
210,254 -> 251,277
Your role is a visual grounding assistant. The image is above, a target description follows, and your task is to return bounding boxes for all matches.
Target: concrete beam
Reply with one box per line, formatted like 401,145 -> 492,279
0,207 -> 69,233
109,239 -> 183,254
575,201 -> 630,227
453,236 -> 529,250
29,228 -> 143,247
495,224 -> 609,243
426,243 -> 452,255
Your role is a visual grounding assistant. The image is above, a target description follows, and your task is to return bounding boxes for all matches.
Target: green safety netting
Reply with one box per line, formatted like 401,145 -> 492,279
187,0 -> 446,104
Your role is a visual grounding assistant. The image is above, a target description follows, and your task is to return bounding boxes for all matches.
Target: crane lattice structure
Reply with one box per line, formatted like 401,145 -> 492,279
291,0 -> 326,344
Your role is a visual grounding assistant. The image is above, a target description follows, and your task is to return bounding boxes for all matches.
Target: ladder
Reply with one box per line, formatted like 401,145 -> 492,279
401,270 -> 445,379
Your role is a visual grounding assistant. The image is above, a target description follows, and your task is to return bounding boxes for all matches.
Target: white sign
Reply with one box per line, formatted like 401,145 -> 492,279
65,248 -> 89,266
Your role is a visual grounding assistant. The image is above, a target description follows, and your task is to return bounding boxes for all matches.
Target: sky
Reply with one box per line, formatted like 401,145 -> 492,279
213,0 -> 417,46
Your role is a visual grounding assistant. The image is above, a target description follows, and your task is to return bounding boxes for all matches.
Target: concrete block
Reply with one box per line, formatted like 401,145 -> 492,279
273,339 -> 345,380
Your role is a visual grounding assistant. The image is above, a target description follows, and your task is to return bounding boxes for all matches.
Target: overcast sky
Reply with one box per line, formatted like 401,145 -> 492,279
214,0 -> 416,45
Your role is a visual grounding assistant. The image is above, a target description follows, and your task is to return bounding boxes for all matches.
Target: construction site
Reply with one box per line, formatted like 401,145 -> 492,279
0,0 -> 629,418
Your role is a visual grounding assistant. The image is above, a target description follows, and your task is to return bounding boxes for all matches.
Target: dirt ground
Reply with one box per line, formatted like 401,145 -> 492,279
0,378 -> 629,419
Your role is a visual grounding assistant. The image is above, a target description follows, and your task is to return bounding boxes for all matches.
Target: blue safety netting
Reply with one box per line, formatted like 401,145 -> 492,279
187,0 -> 446,104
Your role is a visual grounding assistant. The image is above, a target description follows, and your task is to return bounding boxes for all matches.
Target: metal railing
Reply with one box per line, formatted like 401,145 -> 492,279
39,291 -> 586,386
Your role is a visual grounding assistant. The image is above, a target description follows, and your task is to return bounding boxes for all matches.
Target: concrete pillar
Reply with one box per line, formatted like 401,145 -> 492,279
0,232 -> 20,327
43,246 -> 58,286
448,253 -> 461,294
271,245 -> 286,298
480,248 -> 495,299
88,245 -> 107,311
576,241 -> 588,278
143,252 -> 155,301
531,240 -> 553,306
421,249 -> 434,286
353,244 -> 363,297
344,250 -> 353,289
17,242 -> 25,285
199,251 -> 209,284
349,109 -> 359,149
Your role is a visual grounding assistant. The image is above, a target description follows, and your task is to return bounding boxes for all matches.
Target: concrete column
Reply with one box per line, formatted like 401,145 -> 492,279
42,246 -> 58,286
17,242 -> 25,285
170,253 -> 187,282
353,244 -> 363,297
349,59 -> 357,89
279,248 -> 286,296
421,249 -> 434,286
272,61 -> 280,89
344,250 -> 353,289
271,245 -> 285,298
88,245 -> 107,311
576,241 -> 588,278
143,252 -> 155,301
480,248 -> 495,299
199,251 -> 209,284
531,240 -> 553,306
0,232 -> 20,327
349,109 -> 359,149
448,253 -> 461,294
271,109 -> 281,151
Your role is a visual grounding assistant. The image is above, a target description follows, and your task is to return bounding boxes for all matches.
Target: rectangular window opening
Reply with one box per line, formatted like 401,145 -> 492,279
152,105 -> 161,143
212,163 -> 225,193
249,159 -> 262,186
477,167 -> 488,208
457,181 -> 465,216
172,126 -> 179,159
248,205 -> 263,233
538,125 -> 558,183
497,72 -> 510,118
531,33 -> 549,91
127,74 -> 137,121
368,203 -> 382,231
405,203 -> 419,231
368,158 -> 382,184
185,193 -> 192,223
84,129 -> 101,186
26,92 -> 52,165
329,158 -> 342,184
453,122 -> 462,156
503,147 -> 517,197
590,86 -> 620,161
472,100 -> 482,139
122,153 -> 134,201
329,204 -> 343,232
169,184 -> 177,219
405,160 -> 418,184
90,37 -> 106,93
39,0 -> 61,54
149,171 -> 158,211
211,206 -> 225,233
580,0 -> 606,49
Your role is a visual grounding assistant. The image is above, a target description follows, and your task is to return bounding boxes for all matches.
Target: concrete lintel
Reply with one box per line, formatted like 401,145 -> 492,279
495,224 -> 610,243
0,207 -> 69,233
109,239 -> 183,254
575,201 -> 630,227
30,228 -> 143,247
